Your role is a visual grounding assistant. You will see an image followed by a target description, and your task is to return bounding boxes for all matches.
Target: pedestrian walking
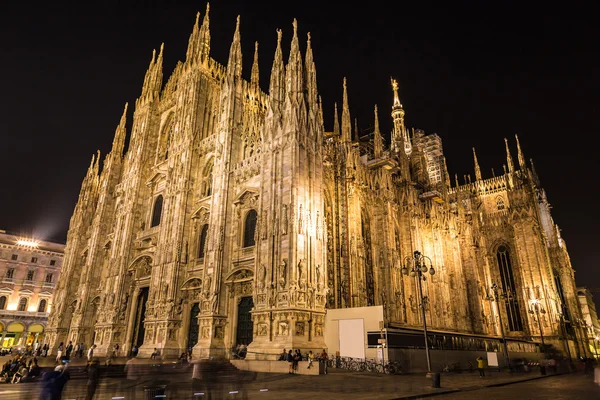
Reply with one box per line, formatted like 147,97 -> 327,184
85,359 -> 100,400
476,356 -> 485,378
87,344 -> 97,363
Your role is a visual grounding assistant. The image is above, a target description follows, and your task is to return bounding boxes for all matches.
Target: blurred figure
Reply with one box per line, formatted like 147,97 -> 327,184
476,356 -> 485,378
85,359 -> 100,400
39,364 -> 70,400
55,342 -> 64,363
87,344 -> 97,363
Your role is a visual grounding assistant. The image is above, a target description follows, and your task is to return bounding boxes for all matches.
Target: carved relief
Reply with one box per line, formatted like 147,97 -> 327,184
258,323 -> 268,336
295,322 -> 305,336
258,263 -> 267,290
279,259 -> 287,289
278,321 -> 289,336
297,259 -> 306,289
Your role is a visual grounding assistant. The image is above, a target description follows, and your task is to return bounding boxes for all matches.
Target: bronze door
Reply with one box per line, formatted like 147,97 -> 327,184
236,296 -> 254,346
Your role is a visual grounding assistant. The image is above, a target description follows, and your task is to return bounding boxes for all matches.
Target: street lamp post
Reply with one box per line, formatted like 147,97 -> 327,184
402,250 -> 436,377
529,299 -> 547,375
486,283 -> 511,371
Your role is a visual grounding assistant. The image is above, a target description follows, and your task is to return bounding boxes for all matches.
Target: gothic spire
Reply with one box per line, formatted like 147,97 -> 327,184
504,137 -> 514,173
305,32 -> 318,108
185,12 -> 201,63
354,118 -> 359,142
285,19 -> 303,100
139,44 -> 164,105
226,16 -> 242,80
472,147 -> 482,181
341,78 -> 351,142
515,134 -> 526,170
251,41 -> 259,87
373,105 -> 383,158
111,103 -> 128,157
333,102 -> 340,136
390,77 -> 410,155
198,3 -> 211,63
269,29 -> 285,113
530,158 -> 540,184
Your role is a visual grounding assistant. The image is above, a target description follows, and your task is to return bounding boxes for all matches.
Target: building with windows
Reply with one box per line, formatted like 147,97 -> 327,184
46,5 -> 585,365
0,230 -> 64,349
577,287 -> 600,358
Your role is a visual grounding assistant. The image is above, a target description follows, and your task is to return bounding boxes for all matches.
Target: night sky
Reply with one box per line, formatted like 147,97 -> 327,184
1,2 -> 598,292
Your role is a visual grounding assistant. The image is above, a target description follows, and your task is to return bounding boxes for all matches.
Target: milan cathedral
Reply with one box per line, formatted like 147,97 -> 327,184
46,4 -> 584,359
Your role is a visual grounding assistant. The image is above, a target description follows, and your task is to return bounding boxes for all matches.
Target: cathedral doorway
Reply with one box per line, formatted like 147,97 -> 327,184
187,302 -> 200,351
235,296 -> 254,346
131,287 -> 149,349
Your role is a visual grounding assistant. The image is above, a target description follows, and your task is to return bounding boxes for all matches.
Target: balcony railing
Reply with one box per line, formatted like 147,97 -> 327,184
0,278 -> 55,288
0,309 -> 49,320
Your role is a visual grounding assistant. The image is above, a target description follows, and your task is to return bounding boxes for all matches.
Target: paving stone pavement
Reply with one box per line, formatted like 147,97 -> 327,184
0,356 -> 576,400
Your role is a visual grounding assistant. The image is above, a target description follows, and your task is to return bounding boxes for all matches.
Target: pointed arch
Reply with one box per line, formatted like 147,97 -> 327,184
496,196 -> 505,211
243,209 -> 258,248
158,112 -> 175,161
495,243 -> 524,331
198,224 -> 209,258
151,195 -> 163,227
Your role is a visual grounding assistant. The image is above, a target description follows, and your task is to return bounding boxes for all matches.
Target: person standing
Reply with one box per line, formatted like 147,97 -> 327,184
85,359 -> 100,400
320,349 -> 328,375
287,350 -> 294,374
87,344 -> 97,363
476,356 -> 485,378
65,341 -> 74,360
55,342 -> 64,364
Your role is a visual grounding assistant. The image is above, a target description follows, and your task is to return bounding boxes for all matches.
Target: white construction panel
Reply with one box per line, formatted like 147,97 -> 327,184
338,319 -> 365,359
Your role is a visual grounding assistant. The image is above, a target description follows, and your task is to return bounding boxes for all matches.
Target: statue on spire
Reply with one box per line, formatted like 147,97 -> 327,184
391,77 -> 402,108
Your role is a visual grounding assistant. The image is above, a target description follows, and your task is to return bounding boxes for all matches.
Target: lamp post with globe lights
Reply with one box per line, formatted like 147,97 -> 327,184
401,250 -> 436,377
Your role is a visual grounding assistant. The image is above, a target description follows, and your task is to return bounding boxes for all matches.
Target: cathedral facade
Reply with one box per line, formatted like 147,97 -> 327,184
46,5 -> 586,360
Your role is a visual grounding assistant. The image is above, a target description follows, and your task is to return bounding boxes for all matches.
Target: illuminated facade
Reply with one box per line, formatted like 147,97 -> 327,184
577,287 -> 600,357
46,5 -> 585,360
0,230 -> 64,349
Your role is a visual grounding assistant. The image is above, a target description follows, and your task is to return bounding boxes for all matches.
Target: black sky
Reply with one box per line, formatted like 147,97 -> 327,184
1,1 -> 598,292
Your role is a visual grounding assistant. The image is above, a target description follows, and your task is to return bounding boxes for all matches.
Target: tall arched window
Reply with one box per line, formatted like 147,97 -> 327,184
38,299 -> 47,313
243,210 -> 258,248
496,196 -> 505,211
497,245 -> 524,331
198,224 -> 209,259
151,195 -> 163,228
201,163 -> 213,197
0,296 -> 6,310
18,297 -> 28,312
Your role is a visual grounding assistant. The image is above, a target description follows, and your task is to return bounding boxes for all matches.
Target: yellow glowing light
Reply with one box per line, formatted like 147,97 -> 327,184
16,239 -> 39,247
